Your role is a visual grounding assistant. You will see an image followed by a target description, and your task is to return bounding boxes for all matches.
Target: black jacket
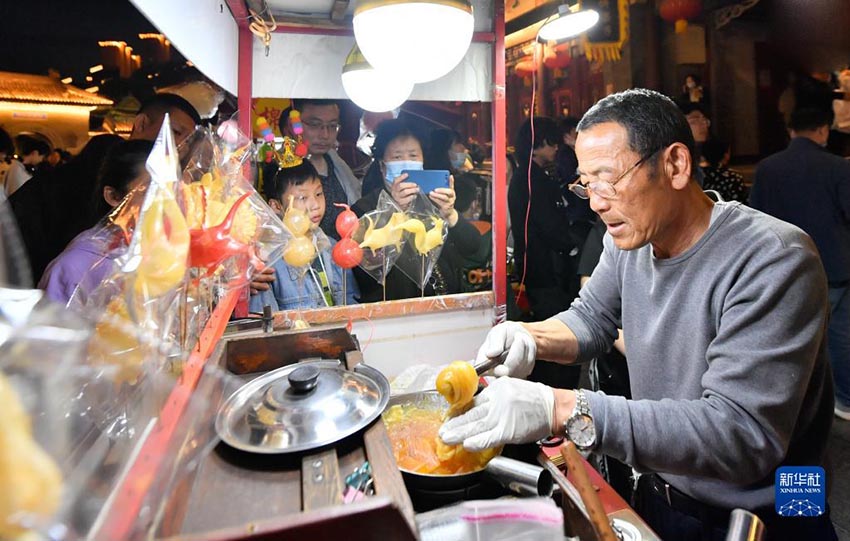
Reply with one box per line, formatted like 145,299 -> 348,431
508,161 -> 575,289
750,137 -> 850,284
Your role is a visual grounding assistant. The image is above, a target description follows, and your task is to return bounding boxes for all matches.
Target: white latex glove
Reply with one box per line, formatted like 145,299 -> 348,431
475,322 -> 537,378
438,377 -> 555,452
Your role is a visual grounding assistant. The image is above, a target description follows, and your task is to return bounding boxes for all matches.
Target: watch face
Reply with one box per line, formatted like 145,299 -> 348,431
567,414 -> 596,449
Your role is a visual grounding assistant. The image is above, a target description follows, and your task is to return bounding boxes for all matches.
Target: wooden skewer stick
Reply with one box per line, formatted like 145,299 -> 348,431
560,442 -> 619,541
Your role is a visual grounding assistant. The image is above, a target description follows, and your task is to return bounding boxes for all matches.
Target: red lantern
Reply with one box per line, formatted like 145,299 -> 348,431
543,45 -> 572,70
659,0 -> 702,34
514,58 -> 538,78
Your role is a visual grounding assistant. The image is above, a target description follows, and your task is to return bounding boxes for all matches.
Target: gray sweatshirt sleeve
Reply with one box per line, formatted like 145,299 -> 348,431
557,234 -> 622,362
557,229 -> 828,484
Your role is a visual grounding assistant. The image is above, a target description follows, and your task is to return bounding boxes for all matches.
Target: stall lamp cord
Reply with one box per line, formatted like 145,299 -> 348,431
517,19 -> 559,310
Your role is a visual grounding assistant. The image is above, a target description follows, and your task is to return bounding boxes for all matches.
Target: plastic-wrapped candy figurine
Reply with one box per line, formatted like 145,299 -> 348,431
395,217 -> 445,255
331,203 -> 363,269
282,196 -> 317,267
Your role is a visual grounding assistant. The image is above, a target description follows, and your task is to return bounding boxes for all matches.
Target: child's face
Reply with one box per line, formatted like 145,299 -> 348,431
281,177 -> 325,226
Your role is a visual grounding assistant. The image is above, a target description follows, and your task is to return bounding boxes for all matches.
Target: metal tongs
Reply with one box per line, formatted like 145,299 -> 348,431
472,355 -> 503,376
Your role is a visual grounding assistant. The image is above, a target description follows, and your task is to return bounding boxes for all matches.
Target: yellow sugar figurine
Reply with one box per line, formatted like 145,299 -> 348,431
434,360 -> 497,464
359,212 -> 407,254
88,297 -> 148,385
436,360 -> 478,418
396,217 -> 445,255
0,373 -> 62,538
135,192 -> 189,298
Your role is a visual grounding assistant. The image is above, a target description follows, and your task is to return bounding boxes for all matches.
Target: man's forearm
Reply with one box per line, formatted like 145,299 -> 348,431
520,318 -> 580,363
551,388 -> 577,434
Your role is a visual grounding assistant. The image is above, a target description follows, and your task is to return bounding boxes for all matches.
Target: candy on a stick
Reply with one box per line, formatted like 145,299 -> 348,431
359,212 -> 407,254
282,195 -> 317,267
255,116 -> 275,143
395,217 -> 445,255
332,237 -> 363,268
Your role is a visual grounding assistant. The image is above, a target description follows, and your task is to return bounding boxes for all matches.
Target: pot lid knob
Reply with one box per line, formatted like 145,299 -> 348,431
288,365 -> 320,393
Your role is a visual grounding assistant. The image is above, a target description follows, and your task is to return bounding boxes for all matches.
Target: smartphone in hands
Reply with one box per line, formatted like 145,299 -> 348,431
402,169 -> 451,193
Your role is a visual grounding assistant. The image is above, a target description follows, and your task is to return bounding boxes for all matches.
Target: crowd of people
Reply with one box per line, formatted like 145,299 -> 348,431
1,95 -> 494,311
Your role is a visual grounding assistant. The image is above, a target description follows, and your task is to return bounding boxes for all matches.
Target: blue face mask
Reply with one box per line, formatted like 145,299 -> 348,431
384,160 -> 423,183
449,151 -> 468,170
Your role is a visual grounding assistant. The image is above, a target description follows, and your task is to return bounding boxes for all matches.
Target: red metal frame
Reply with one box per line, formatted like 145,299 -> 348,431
224,0 -> 251,24
237,26 -> 253,144
234,5 -> 507,316
232,4 -> 254,317
491,1 -> 507,316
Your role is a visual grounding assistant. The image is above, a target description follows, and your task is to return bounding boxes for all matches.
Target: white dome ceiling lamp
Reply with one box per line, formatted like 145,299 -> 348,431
352,0 -> 475,84
537,3 -> 600,42
341,45 -> 414,112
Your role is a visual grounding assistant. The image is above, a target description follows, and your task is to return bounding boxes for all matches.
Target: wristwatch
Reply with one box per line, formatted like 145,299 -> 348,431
564,389 -> 596,452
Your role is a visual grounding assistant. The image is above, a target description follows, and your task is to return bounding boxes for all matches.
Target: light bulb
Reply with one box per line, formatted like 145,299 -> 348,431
341,46 -> 413,112
538,8 -> 599,42
353,0 -> 474,84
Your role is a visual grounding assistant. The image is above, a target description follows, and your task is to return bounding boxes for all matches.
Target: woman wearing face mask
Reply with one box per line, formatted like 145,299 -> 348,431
352,119 -> 484,301
425,128 -> 470,174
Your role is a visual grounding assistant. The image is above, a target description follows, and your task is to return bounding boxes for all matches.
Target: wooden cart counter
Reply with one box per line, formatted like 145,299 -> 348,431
157,331 -> 417,541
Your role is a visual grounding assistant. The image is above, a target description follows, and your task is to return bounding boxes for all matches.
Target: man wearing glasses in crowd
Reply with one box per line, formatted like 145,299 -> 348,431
252,99 -> 364,294
279,99 -> 361,240
440,89 -> 836,540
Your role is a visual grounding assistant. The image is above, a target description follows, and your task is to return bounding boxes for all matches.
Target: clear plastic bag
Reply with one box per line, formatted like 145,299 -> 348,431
0,293 -> 240,539
181,124 -> 286,288
73,117 -> 285,352
0,119 -> 242,541
71,116 -> 189,387
392,192 -> 448,294
417,498 -> 563,541
352,191 -> 408,287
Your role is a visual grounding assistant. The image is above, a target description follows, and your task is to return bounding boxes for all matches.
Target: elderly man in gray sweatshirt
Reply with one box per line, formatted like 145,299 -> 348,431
440,89 -> 835,541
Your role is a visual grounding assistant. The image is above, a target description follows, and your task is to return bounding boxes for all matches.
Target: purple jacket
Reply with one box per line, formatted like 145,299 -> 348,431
39,226 -> 124,305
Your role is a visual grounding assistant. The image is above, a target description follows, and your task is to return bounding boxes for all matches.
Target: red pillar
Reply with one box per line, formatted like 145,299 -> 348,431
492,0 -> 508,320
233,24 -> 254,317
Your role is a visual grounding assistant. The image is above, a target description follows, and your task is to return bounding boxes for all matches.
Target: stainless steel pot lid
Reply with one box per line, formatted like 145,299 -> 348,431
215,360 -> 390,454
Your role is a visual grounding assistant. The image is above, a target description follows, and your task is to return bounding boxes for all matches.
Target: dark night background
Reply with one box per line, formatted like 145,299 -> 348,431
0,1 -> 161,78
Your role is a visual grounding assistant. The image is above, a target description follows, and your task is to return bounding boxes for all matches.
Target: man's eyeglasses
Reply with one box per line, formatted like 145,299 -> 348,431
302,120 -> 341,133
568,147 -> 663,200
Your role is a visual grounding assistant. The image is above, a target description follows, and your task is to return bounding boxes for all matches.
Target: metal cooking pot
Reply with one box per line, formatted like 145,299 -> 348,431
384,389 -> 488,491
383,389 -> 552,496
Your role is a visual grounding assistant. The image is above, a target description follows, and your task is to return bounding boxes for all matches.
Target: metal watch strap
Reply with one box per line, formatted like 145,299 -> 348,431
564,389 -> 595,455
574,389 -> 591,416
